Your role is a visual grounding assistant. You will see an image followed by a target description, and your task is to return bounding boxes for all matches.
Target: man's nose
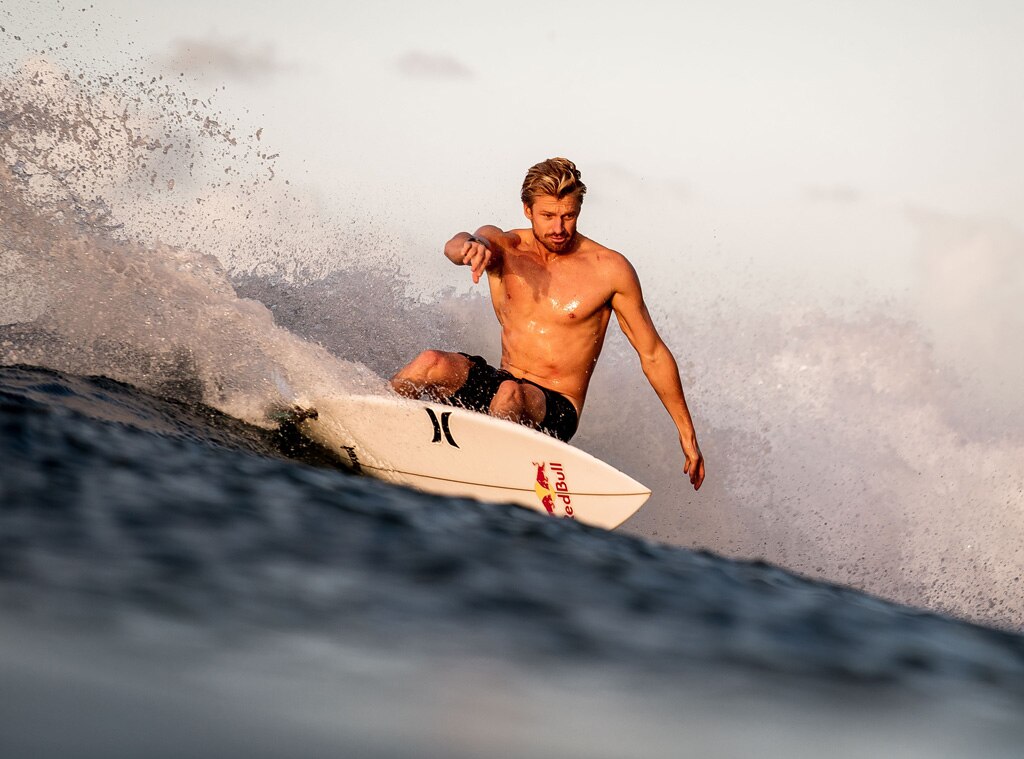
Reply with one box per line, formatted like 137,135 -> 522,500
553,219 -> 564,233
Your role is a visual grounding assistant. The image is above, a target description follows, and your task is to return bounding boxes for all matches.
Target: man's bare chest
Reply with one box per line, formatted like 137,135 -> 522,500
491,254 -> 611,323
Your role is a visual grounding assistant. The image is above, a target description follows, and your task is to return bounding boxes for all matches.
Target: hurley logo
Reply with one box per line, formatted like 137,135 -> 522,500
532,462 -> 574,518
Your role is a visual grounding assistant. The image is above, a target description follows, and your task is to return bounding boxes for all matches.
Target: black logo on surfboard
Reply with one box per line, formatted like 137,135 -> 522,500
425,408 -> 459,448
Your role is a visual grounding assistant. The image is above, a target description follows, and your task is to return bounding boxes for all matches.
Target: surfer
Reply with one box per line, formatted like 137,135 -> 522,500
391,158 -> 705,490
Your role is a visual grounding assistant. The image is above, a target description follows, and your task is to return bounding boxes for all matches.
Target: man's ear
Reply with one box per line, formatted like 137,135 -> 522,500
523,202 -> 533,221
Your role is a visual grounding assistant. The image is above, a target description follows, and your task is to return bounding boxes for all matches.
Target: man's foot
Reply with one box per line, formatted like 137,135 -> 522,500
269,404 -> 318,426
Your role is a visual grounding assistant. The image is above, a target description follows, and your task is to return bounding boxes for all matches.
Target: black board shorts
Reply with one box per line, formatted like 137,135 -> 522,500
447,353 -> 579,442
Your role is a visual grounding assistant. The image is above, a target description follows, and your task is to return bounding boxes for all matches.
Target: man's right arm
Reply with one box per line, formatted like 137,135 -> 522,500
444,226 -> 509,284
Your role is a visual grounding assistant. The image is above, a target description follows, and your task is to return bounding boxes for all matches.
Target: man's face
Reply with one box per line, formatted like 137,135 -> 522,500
524,194 -> 581,253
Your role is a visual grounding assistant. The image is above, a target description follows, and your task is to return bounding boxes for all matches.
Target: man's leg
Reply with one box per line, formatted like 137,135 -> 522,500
489,380 -> 547,427
390,350 -> 473,400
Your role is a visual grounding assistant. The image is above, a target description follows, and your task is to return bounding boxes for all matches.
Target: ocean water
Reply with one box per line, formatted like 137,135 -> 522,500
3,9 -> 1024,756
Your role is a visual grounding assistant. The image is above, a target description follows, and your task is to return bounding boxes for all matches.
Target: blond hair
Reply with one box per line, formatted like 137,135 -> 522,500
520,157 -> 587,206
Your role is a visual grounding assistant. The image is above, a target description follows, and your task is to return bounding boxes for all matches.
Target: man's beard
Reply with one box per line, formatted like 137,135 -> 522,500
539,231 -> 575,253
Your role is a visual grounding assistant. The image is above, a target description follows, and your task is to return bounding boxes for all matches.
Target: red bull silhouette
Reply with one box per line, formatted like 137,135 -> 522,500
533,462 -> 556,514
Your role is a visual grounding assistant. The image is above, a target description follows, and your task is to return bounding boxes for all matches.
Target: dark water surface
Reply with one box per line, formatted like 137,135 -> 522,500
2,364 -> 1024,757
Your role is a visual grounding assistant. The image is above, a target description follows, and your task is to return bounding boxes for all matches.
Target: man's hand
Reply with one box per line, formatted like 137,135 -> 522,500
461,237 -> 492,284
681,435 -> 705,491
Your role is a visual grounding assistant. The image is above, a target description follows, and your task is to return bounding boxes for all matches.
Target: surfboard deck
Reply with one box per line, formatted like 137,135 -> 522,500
299,394 -> 650,530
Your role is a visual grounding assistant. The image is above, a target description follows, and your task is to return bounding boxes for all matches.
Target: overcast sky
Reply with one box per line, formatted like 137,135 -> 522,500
12,4 -> 1021,205
85,0 -> 1022,205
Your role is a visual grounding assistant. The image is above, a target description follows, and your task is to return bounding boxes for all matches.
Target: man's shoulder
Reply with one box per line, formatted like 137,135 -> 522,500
576,239 -> 642,299
504,227 -> 532,245
578,236 -> 632,270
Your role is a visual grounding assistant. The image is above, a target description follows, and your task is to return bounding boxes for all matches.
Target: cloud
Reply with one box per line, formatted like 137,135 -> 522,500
803,184 -> 863,204
396,52 -> 473,80
586,162 -> 691,203
157,36 -> 290,81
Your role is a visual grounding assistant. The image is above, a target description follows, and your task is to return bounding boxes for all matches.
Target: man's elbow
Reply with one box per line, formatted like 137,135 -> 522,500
444,234 -> 468,263
638,352 -> 661,376
638,343 -> 676,373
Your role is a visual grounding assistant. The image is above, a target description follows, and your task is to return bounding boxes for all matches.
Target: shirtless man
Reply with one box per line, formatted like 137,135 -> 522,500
391,158 -> 705,490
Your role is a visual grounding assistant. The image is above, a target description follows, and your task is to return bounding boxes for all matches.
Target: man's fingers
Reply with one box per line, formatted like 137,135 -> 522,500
682,453 -> 704,490
462,243 -> 490,269
469,250 -> 491,281
461,241 -> 492,285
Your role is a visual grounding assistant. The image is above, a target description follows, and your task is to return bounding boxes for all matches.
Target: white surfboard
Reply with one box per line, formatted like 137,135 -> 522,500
299,394 -> 651,530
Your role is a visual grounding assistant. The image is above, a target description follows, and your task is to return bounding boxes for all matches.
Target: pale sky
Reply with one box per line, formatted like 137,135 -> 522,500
14,0 -> 1022,210
91,0 -> 1022,205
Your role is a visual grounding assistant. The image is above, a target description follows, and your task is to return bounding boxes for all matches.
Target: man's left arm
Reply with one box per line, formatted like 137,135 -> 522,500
610,258 -> 705,490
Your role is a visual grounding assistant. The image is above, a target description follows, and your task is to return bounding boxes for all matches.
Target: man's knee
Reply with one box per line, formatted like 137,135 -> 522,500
490,381 -> 534,423
392,350 -> 470,398
399,350 -> 452,379
492,380 -> 527,408
490,380 -> 545,425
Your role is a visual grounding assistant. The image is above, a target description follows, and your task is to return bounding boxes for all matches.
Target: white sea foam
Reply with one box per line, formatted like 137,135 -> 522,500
0,58 -> 383,423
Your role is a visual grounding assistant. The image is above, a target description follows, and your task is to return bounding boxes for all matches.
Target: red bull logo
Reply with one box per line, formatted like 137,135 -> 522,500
532,462 -> 574,518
